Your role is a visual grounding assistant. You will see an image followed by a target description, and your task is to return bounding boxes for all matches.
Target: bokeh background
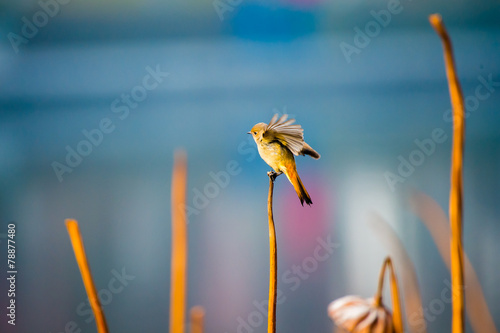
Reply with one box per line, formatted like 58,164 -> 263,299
0,0 -> 499,332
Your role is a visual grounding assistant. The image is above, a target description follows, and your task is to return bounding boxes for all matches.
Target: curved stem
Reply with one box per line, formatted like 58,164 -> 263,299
374,259 -> 386,308
387,259 -> 403,333
267,176 -> 277,333
429,14 -> 465,333
370,214 -> 427,333
374,257 -> 403,333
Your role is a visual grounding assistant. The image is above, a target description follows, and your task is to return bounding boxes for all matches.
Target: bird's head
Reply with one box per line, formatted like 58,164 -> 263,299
248,123 -> 267,142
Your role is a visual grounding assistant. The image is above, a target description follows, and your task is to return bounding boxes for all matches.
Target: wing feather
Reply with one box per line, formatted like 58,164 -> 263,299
267,114 -> 280,128
264,114 -> 304,155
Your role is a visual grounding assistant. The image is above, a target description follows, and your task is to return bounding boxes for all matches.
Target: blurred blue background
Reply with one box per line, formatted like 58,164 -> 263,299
0,0 -> 499,332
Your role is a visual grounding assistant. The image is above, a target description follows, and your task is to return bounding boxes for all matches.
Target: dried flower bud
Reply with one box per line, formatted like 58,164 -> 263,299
328,295 -> 394,333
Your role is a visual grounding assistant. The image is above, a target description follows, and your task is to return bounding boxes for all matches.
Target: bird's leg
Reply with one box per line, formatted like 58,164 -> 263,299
267,171 -> 280,182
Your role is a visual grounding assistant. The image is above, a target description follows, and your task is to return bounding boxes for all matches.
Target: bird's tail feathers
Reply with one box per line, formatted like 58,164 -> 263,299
300,143 -> 320,159
286,168 -> 312,206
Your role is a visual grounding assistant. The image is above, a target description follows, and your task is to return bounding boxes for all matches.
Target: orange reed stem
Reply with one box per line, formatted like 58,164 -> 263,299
170,151 -> 188,333
374,257 -> 403,333
267,176 -> 277,333
65,219 -> 109,333
189,306 -> 205,333
429,14 -> 465,333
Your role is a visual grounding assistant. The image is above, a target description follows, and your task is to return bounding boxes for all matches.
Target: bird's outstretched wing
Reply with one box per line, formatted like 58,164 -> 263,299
264,114 -> 304,156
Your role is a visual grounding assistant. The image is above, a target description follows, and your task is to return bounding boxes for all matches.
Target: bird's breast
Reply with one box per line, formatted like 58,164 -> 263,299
257,141 -> 294,172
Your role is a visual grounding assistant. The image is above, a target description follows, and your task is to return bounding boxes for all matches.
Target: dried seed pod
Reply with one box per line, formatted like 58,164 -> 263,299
328,295 -> 395,333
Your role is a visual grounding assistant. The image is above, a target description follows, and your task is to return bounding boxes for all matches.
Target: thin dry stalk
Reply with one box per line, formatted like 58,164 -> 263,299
189,306 -> 205,333
65,219 -> 109,333
429,13 -> 465,333
374,257 -> 403,333
170,151 -> 188,333
370,214 -> 427,333
267,176 -> 277,333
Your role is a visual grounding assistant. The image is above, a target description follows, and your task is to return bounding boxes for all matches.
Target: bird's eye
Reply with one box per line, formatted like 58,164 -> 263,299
253,131 -> 257,135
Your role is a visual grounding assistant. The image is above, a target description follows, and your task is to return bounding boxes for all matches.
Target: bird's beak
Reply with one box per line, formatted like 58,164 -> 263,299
247,131 -> 251,134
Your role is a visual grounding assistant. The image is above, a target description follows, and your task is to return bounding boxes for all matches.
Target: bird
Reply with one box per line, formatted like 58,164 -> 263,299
248,114 -> 320,206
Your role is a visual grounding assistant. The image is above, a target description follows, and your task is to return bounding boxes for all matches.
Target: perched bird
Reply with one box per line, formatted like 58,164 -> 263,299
248,114 -> 320,206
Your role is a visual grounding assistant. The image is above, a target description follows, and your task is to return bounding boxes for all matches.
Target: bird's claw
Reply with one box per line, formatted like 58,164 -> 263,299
267,171 -> 278,182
